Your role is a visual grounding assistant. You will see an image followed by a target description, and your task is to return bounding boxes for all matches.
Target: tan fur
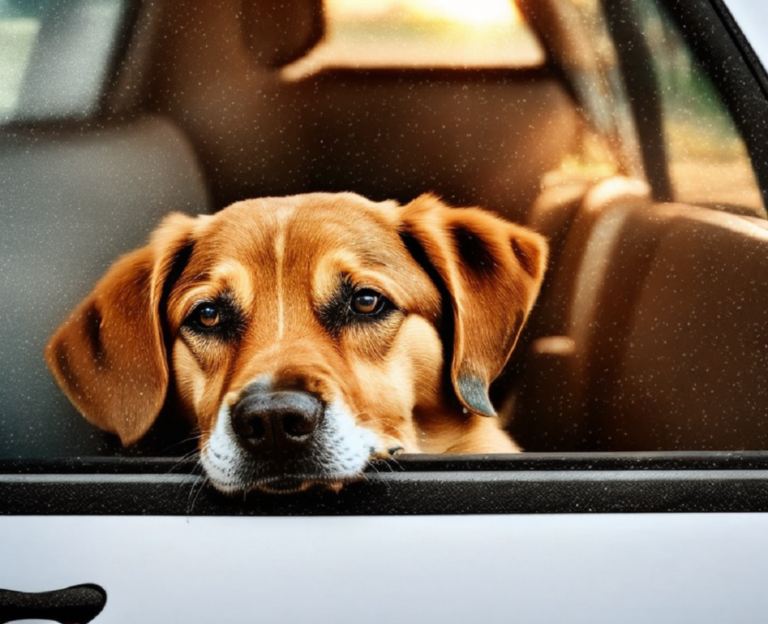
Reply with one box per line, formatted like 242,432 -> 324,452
46,193 -> 548,490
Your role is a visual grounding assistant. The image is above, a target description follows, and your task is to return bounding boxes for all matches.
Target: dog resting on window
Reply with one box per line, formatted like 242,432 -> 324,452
46,193 -> 547,494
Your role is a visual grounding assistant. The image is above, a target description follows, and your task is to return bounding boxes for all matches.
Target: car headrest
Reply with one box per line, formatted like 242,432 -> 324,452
242,0 -> 325,69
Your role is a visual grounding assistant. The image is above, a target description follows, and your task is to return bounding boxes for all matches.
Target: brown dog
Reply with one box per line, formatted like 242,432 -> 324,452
46,193 -> 547,493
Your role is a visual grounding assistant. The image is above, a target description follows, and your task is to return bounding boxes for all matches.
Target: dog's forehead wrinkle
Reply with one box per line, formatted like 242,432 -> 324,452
290,201 -> 394,241
286,191 -> 399,215
204,199 -> 400,279
198,201 -> 295,264
171,257 -> 256,318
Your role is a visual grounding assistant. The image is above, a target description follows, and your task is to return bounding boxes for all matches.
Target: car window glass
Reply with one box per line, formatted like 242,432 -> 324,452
283,0 -> 545,79
0,0 -> 40,120
524,0 -> 765,217
520,0 -> 639,194
3,0 -> 768,463
632,0 -> 764,216
0,0 -> 126,124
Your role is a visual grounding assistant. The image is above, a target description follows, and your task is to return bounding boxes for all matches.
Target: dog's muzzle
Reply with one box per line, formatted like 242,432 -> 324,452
230,388 -> 324,454
201,380 -> 383,494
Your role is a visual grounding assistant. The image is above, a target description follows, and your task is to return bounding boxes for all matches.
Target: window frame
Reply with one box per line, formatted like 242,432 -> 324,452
3,452 -> 768,515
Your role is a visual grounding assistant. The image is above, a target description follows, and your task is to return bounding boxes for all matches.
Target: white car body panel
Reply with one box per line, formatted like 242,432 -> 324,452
2,514 -> 768,624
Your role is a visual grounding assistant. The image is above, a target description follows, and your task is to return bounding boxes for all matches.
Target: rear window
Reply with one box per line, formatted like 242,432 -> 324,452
0,0 -> 126,123
283,0 -> 545,79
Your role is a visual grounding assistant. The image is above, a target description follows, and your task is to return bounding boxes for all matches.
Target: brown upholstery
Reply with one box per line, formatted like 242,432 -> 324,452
293,69 -> 580,221
242,0 -> 324,68
0,116 -> 211,458
511,177 -> 768,450
138,0 -> 583,218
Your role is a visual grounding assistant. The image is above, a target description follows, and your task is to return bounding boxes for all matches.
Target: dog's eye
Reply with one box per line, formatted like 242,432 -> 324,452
182,296 -> 245,341
350,290 -> 387,315
191,303 -> 221,329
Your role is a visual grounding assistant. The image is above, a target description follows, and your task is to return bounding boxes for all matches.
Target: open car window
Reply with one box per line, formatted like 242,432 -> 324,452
0,0 -> 767,507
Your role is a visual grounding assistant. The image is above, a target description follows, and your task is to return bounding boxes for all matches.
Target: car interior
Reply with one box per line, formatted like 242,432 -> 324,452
2,0 -> 768,465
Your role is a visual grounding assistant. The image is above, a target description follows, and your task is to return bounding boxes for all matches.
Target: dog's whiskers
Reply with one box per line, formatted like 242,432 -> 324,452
364,458 -> 394,494
388,457 -> 404,474
186,472 -> 210,515
365,460 -> 381,476
167,445 -> 203,475
163,430 -> 203,451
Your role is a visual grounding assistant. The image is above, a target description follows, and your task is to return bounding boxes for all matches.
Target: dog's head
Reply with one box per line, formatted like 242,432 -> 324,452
46,193 -> 547,493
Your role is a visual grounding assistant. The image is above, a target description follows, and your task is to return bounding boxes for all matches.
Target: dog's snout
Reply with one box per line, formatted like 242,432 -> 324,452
231,389 -> 324,452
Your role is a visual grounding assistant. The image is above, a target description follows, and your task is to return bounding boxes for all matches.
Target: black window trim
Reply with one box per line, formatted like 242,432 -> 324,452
3,452 -> 768,515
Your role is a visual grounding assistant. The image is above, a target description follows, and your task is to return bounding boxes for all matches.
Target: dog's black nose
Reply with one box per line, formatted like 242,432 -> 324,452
231,389 -> 324,452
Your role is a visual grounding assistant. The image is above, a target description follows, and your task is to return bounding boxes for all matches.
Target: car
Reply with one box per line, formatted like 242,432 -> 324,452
2,0 -> 768,621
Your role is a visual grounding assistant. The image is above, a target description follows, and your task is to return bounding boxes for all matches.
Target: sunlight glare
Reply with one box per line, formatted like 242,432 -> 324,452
410,0 -> 520,25
325,0 -> 522,25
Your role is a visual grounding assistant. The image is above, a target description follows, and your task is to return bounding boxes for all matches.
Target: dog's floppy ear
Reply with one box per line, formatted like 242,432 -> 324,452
45,213 -> 199,446
399,194 -> 548,417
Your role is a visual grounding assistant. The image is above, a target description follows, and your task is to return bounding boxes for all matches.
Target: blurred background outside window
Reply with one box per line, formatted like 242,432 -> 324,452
284,0 -> 545,78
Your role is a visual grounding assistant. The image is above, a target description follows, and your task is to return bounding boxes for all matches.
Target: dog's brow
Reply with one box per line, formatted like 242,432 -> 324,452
358,253 -> 390,268
209,260 -> 250,280
341,241 -> 404,269
180,270 -> 211,286
172,261 -> 254,314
